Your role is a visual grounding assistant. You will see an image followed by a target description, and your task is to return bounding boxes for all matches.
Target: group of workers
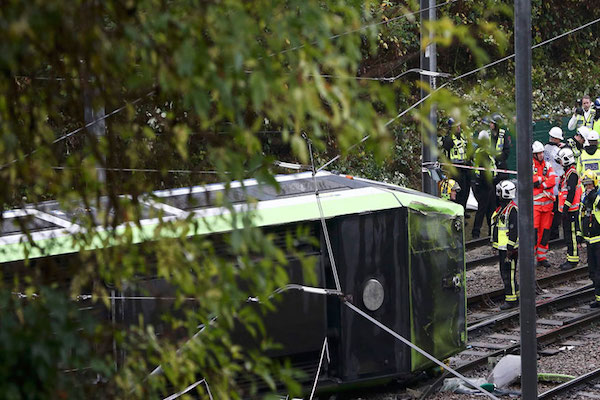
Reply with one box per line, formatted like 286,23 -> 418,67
438,99 -> 600,311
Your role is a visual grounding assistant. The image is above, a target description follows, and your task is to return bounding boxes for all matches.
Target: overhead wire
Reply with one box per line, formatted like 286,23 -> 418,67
5,3 -> 461,173
317,14 -> 600,172
272,0 -> 460,57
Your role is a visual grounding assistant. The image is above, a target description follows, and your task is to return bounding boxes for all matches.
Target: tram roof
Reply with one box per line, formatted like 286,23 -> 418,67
0,171 -> 462,264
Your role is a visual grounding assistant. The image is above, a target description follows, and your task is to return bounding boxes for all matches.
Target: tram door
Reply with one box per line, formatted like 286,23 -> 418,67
324,208 -> 412,381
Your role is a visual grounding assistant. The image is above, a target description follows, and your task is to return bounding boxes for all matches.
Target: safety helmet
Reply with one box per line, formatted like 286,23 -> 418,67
440,179 -> 461,200
557,147 -> 575,167
491,113 -> 503,124
588,130 -> 600,141
595,98 -> 600,109
577,126 -> 591,139
496,180 -> 516,200
549,127 -> 563,140
582,170 -> 598,187
448,117 -> 456,127
478,130 -> 490,141
532,140 -> 544,154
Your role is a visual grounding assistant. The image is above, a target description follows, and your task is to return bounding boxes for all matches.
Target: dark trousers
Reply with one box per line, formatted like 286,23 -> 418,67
452,168 -> 471,211
589,242 -> 600,298
562,211 -> 580,263
472,182 -> 495,237
499,250 -> 519,302
550,199 -> 561,240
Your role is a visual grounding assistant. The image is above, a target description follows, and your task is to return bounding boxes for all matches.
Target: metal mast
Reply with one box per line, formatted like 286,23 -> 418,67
515,0 -> 537,397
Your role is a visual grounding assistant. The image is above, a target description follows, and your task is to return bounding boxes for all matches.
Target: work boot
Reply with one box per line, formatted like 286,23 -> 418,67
472,232 -> 480,239
591,301 -> 600,309
537,259 -> 551,268
560,261 -> 577,271
500,301 -> 518,310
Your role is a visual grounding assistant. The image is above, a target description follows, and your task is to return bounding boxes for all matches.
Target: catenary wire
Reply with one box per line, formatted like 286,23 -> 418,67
317,14 -> 600,172
273,0 -> 460,56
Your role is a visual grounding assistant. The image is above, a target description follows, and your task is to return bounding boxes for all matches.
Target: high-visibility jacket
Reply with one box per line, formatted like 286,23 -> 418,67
491,200 -> 519,250
576,109 -> 596,130
494,129 -> 506,154
578,146 -> 600,175
558,165 -> 582,212
474,147 -> 497,182
567,138 -> 583,164
533,157 -> 557,211
449,133 -> 467,163
594,118 -> 600,134
580,188 -> 600,243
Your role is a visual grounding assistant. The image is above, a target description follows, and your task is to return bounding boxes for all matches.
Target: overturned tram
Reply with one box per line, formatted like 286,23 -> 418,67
0,171 -> 466,392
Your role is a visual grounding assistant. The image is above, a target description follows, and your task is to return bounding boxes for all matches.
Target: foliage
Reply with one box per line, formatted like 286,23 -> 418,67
0,0 -> 536,397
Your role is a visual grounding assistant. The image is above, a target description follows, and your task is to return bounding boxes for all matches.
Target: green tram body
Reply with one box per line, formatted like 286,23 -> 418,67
0,171 -> 466,389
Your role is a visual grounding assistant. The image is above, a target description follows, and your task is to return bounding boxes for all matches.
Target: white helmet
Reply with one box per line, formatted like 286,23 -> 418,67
557,147 -> 575,166
532,140 -> 544,154
496,180 -> 516,200
577,126 -> 591,139
588,130 -> 600,141
478,130 -> 490,141
549,127 -> 563,140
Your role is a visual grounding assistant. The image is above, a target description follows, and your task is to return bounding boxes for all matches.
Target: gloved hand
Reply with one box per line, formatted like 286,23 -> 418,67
508,249 -> 518,260
577,235 -> 584,244
534,180 -> 541,188
563,205 -> 570,215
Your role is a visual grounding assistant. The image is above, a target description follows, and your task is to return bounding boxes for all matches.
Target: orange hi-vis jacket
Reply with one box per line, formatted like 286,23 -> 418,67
558,165 -> 582,212
533,157 -> 557,212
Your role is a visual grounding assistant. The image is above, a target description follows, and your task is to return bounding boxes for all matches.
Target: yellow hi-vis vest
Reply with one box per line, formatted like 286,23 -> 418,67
577,109 -> 596,130
450,134 -> 467,163
581,194 -> 600,244
494,129 -> 506,154
474,148 -> 497,179
578,147 -> 600,175
491,201 -> 518,250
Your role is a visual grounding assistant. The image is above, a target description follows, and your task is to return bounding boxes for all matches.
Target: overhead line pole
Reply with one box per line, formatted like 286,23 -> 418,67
420,0 -> 438,195
515,0 -> 537,398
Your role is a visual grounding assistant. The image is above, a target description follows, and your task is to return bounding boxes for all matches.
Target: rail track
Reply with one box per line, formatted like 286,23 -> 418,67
412,259 -> 600,399
466,237 -> 565,270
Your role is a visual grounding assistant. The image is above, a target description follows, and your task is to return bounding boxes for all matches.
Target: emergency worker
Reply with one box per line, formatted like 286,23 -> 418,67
489,114 -> 511,183
557,147 -> 582,270
568,126 -> 589,165
568,95 -> 595,131
441,118 -> 470,211
578,130 -> 600,176
533,140 -> 557,268
545,127 -> 564,240
491,180 -> 519,310
472,130 -> 497,238
439,179 -> 461,202
579,170 -> 600,308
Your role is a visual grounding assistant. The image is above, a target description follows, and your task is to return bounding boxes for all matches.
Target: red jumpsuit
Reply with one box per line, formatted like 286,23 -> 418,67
533,157 -> 557,263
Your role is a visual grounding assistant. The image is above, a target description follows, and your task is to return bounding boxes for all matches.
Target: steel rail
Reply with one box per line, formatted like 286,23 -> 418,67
467,265 -> 590,308
468,286 -> 594,335
466,238 -> 565,270
537,367 -> 600,399
420,310 -> 600,399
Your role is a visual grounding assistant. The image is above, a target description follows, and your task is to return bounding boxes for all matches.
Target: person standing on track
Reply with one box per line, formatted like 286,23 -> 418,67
533,140 -> 557,268
491,180 -> 519,310
579,170 -> 600,308
557,147 -> 582,271
472,130 -> 497,239
441,118 -> 471,213
545,127 -> 565,240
